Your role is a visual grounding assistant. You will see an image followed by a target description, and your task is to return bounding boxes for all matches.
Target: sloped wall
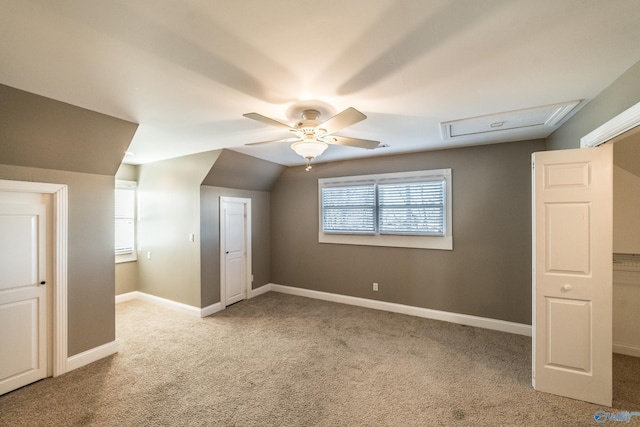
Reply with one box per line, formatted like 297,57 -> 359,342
0,84 -> 137,175
202,149 -> 284,190
547,60 -> 640,150
200,150 -> 283,306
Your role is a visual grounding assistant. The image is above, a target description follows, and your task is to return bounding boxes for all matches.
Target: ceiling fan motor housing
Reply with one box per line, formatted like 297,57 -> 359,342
295,109 -> 323,131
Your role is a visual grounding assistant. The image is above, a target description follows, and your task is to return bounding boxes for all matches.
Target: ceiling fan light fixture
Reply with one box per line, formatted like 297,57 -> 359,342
243,106 -> 379,170
291,140 -> 328,171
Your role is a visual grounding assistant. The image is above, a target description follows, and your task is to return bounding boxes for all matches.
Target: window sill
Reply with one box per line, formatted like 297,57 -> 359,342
319,232 -> 453,250
116,253 -> 138,264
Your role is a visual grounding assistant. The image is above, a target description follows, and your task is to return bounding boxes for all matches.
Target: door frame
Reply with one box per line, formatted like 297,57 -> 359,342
219,196 -> 252,307
581,101 -> 640,148
0,179 -> 68,377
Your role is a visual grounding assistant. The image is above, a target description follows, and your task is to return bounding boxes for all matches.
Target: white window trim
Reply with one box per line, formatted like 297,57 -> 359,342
318,169 -> 453,250
115,179 -> 137,263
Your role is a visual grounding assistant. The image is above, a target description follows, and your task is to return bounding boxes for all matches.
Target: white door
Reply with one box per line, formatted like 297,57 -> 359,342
220,197 -> 251,306
532,145 -> 613,406
0,201 -> 48,395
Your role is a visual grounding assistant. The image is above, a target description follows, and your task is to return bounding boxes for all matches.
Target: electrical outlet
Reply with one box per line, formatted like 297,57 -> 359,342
373,282 -> 379,291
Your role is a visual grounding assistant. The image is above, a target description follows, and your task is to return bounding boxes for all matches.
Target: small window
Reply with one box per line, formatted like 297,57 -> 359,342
319,169 -> 452,250
115,180 -> 137,263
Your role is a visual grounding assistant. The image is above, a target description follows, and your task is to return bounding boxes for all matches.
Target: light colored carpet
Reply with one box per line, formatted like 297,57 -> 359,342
1,292 -> 639,426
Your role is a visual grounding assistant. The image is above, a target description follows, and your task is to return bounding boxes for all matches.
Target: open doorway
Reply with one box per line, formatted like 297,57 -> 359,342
612,131 -> 640,358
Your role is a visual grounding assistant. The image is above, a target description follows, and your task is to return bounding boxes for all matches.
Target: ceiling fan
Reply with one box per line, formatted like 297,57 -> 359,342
243,107 -> 380,171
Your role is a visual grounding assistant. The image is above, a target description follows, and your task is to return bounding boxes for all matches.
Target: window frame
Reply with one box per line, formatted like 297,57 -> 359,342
318,169 -> 452,250
115,179 -> 137,263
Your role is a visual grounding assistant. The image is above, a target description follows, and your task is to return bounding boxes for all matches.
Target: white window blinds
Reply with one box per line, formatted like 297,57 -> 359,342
320,172 -> 448,237
321,183 -> 376,233
378,179 -> 445,236
318,169 -> 452,250
115,185 -> 135,255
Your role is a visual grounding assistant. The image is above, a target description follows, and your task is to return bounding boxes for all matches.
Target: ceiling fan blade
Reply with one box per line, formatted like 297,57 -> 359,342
318,107 -> 367,135
245,137 -> 300,146
243,112 -> 294,130
327,135 -> 380,149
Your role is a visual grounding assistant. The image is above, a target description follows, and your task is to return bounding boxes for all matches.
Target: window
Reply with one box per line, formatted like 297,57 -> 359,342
321,182 -> 376,234
319,169 -> 452,250
115,180 -> 137,263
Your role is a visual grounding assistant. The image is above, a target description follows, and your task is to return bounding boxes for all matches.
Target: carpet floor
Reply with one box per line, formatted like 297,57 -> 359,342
1,292 -> 639,426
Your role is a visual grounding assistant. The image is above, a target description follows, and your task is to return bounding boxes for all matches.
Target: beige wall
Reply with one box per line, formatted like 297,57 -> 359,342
547,60 -> 640,150
0,165 -> 116,357
613,136 -> 640,254
271,140 -> 545,325
115,261 -> 138,295
200,187 -> 271,306
136,151 -> 219,307
612,135 -> 640,354
613,167 -> 640,254
115,163 -> 139,182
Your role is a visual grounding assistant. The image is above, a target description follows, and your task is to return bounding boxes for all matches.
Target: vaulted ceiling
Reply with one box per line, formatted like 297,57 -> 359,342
2,0 -> 640,166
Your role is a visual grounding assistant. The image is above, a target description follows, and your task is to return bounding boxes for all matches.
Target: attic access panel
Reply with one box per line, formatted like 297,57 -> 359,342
441,101 -> 580,140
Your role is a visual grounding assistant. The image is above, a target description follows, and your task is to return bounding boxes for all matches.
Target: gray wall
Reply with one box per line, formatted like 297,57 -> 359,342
203,149 -> 284,191
136,151 -> 219,307
0,84 -> 137,174
133,150 -> 279,308
199,150 -> 283,306
547,60 -> 640,150
0,165 -> 116,356
0,85 -> 137,357
271,140 -> 545,325
200,187 -> 271,306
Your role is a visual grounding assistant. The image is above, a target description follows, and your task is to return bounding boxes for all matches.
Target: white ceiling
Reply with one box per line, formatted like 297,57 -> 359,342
2,0 -> 640,167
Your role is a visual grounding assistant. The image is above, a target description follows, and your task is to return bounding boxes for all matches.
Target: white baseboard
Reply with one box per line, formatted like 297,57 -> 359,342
613,343 -> 640,358
135,292 -> 201,316
250,284 -> 272,298
118,286 -> 640,356
66,340 -> 118,372
266,283 -> 533,337
116,291 -> 223,318
201,302 -> 224,317
115,285 -> 532,336
115,291 -> 138,304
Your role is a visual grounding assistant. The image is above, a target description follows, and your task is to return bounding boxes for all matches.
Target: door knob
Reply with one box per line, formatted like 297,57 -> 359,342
561,284 -> 573,292
40,281 -> 46,285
